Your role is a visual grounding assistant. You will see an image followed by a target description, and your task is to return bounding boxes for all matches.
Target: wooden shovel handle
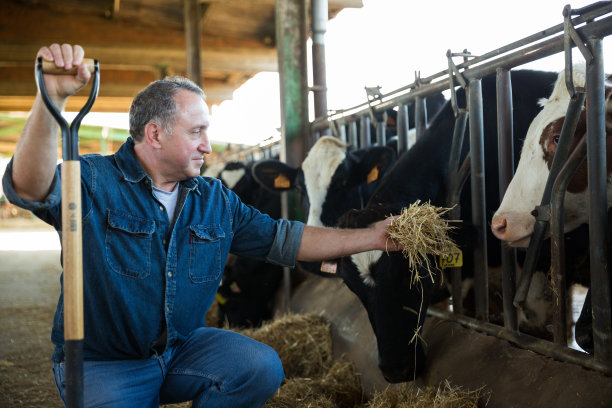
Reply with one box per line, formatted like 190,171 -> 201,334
41,58 -> 96,75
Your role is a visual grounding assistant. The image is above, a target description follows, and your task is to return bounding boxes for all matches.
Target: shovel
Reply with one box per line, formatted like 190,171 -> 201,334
36,57 -> 99,408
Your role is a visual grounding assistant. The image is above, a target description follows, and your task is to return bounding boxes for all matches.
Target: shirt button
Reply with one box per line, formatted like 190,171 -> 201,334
166,306 -> 170,312
162,239 -> 167,245
167,271 -> 173,278
159,206 -> 164,211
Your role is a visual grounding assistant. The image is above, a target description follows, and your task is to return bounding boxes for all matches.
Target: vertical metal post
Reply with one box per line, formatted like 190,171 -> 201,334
496,68 -> 518,331
339,123 -> 347,143
376,111 -> 387,146
414,96 -> 427,141
360,115 -> 371,147
586,38 -> 612,361
468,79 -> 489,321
311,0 -> 328,120
276,0 -> 309,309
396,103 -> 410,154
348,120 -> 358,147
447,111 -> 469,315
276,0 -> 309,171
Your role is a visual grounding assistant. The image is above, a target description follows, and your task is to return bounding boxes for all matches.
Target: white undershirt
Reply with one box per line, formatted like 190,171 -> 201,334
152,185 -> 179,224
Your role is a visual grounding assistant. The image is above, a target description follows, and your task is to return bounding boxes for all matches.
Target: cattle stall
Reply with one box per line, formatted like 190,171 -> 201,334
295,1 -> 612,400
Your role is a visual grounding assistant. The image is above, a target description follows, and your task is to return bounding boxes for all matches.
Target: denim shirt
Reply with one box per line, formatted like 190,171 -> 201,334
2,138 -> 304,362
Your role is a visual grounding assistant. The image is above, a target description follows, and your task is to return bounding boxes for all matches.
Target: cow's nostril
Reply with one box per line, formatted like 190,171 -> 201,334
491,217 -> 507,235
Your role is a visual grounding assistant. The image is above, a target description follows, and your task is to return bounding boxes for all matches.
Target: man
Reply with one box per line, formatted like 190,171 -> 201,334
3,44 -> 400,407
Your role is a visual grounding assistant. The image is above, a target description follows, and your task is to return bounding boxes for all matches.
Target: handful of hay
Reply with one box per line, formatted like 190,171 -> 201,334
386,200 -> 458,282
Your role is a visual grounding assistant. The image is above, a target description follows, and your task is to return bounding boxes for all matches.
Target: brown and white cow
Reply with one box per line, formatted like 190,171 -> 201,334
491,65 -> 612,245
491,65 -> 612,353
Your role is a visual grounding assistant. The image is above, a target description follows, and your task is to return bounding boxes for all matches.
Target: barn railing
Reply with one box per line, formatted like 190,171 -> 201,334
308,1 -> 612,374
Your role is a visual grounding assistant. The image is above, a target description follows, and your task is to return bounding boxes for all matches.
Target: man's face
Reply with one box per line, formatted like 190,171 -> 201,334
161,89 -> 212,180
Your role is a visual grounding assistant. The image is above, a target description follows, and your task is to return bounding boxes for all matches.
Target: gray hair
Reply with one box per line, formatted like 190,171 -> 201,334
129,76 -> 206,142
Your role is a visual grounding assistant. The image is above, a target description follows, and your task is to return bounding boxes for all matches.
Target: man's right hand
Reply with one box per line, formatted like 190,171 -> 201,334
36,43 -> 91,107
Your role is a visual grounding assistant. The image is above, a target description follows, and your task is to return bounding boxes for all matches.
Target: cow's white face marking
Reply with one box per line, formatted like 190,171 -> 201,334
350,250 -> 383,286
302,136 -> 347,227
492,66 -> 591,246
220,168 -> 246,190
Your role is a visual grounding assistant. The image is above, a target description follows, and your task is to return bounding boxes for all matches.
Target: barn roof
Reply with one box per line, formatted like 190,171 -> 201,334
0,0 -> 362,156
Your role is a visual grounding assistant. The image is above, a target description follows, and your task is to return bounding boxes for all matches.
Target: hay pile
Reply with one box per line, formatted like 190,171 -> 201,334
366,380 -> 490,408
238,313 -> 489,408
265,361 -> 363,408
386,200 -> 458,282
240,313 -> 334,379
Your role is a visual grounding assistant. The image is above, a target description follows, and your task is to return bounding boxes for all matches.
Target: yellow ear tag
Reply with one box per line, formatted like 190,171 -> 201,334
274,174 -> 291,189
320,261 -> 337,274
439,249 -> 463,268
366,166 -> 379,184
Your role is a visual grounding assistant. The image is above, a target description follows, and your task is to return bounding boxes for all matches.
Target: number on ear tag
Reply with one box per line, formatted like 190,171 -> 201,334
439,249 -> 463,268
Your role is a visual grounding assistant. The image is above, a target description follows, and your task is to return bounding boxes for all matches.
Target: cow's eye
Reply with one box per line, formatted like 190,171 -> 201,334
553,136 -> 560,145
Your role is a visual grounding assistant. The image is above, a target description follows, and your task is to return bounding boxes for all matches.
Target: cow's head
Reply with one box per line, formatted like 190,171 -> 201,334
334,206 -> 433,382
252,136 -> 396,227
491,66 -> 612,247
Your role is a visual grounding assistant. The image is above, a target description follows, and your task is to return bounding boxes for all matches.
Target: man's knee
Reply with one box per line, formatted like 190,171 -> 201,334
244,342 -> 284,392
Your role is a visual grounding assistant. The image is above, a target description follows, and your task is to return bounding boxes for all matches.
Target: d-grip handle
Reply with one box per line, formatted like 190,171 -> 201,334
41,58 -> 96,75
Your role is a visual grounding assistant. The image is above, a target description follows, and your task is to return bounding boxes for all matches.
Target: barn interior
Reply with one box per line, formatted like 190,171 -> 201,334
2,1 -> 612,407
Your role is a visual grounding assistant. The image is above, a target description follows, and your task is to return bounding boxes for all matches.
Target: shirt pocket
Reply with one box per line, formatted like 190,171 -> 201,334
188,225 -> 225,283
106,211 -> 155,279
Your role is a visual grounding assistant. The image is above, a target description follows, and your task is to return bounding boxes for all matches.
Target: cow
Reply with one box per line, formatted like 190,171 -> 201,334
207,160 -> 284,327
491,65 -> 612,353
256,69 -> 560,381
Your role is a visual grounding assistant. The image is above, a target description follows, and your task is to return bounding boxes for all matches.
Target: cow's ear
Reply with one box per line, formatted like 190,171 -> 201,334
355,146 -> 396,184
252,159 -> 298,192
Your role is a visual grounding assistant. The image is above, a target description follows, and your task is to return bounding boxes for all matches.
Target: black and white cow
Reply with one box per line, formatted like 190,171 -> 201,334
257,70 -> 560,381
210,161 -> 284,327
329,69 -> 562,381
491,65 -> 612,353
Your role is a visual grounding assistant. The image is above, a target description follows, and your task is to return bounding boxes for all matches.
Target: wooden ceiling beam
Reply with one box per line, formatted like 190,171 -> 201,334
0,43 -> 277,74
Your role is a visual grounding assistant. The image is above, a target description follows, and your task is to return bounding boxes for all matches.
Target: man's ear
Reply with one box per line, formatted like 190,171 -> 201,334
144,122 -> 163,149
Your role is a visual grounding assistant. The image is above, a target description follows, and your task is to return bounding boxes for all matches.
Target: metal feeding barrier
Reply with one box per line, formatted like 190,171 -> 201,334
37,57 -> 100,408
309,2 -> 612,374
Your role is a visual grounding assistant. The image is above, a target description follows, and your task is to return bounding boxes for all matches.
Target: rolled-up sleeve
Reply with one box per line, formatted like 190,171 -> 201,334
265,218 -> 304,268
1,159 -> 61,212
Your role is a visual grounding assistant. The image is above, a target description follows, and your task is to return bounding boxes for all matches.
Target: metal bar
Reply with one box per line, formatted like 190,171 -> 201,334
396,103 -> 409,154
311,0 -> 328,120
359,115 -> 371,147
348,120 -> 358,147
549,92 -> 587,346
586,38 -> 612,361
376,111 -> 387,146
495,68 -> 518,332
427,307 -> 612,376
446,111 -> 469,315
468,79 -> 489,321
414,96 -> 426,141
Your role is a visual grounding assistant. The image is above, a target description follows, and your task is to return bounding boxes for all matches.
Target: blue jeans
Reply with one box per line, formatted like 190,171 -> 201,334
53,327 -> 284,408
